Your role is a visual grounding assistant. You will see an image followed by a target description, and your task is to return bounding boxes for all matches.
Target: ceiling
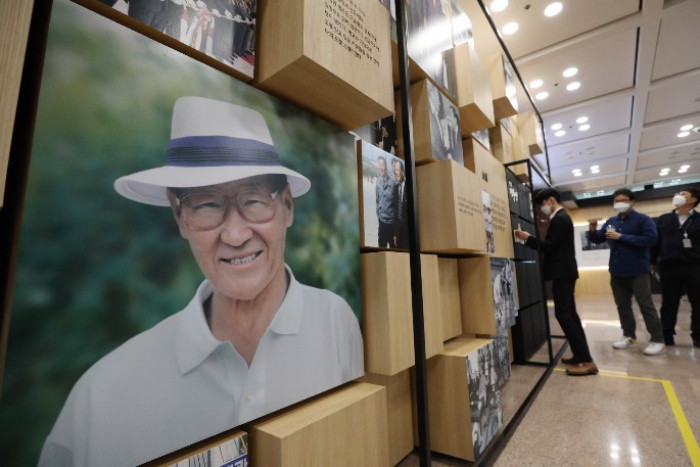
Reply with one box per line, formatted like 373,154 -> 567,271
460,0 -> 700,203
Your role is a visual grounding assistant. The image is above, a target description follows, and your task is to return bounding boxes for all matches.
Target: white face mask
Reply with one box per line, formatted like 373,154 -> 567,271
541,203 -> 552,216
614,202 -> 631,213
672,194 -> 687,207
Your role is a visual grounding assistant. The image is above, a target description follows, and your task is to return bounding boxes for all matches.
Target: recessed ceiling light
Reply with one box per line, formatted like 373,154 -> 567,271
544,2 -> 563,17
583,193 -> 591,197
563,67 -> 578,78
530,79 -> 544,89
671,179 -> 681,183
661,167 -> 670,171
591,165 -> 599,170
681,165 -> 690,169
551,123 -> 562,130
490,0 -> 508,12
574,173 -> 582,177
680,124 -> 694,131
579,124 -> 590,131
536,92 -> 549,100
678,132 -> 690,138
572,169 -> 581,174
502,22 -> 519,35
597,190 -> 605,194
576,116 -> 588,124
555,130 -> 566,137
566,82 -> 581,91
678,169 -> 687,173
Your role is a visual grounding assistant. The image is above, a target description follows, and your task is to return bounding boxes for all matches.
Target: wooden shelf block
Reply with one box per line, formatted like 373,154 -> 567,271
438,258 -> 463,341
425,337 -> 502,461
256,0 -> 394,130
489,123 -> 514,165
458,256 -> 518,335
361,252 -> 415,375
421,254 -> 445,359
359,371 -> 413,466
485,53 -> 518,120
396,80 -> 464,165
517,111 -> 545,156
454,44 -> 495,136
249,382 -> 390,467
416,159 -> 486,254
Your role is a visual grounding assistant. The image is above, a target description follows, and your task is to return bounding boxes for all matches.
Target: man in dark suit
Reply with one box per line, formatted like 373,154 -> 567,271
392,159 -> 408,249
515,188 -> 597,376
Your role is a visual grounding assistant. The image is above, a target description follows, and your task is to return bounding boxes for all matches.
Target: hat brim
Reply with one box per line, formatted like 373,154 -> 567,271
114,165 -> 311,206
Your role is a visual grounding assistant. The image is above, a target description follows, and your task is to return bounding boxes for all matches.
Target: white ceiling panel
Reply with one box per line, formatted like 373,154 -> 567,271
644,72 -> 700,124
542,94 -> 633,146
551,157 -> 628,185
538,133 -> 631,169
634,161 -> 700,183
637,142 -> 700,169
556,174 -> 628,193
514,28 -> 637,113
639,112 -> 700,150
651,0 -> 700,80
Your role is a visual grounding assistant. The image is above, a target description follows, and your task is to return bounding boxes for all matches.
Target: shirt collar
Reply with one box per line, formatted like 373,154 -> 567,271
175,265 -> 303,375
550,206 -> 563,220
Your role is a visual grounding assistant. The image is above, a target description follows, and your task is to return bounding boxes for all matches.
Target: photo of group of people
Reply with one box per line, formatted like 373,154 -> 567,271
492,334 -> 512,389
167,433 -> 248,467
483,191 -> 495,254
99,0 -> 256,77
360,141 -> 409,249
467,344 -> 503,459
490,258 -> 518,334
427,82 -> 464,164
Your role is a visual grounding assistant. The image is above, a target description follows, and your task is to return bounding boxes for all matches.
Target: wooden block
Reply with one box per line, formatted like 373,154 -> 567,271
359,371 -> 413,466
390,40 -> 429,89
421,254 -> 445,359
396,80 -> 464,165
438,258 -> 463,341
361,252 -> 415,375
517,111 -> 545,156
0,0 -> 34,207
485,53 -> 518,120
489,124 -> 514,164
454,44 -> 495,136
143,430 -> 248,467
425,337 -> 502,461
458,257 -> 518,335
416,159 -> 486,254
249,382 -> 390,467
256,0 -> 394,130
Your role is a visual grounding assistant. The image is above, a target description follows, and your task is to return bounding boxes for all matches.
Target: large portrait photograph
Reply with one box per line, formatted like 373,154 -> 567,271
427,81 -> 464,164
0,1 -> 362,466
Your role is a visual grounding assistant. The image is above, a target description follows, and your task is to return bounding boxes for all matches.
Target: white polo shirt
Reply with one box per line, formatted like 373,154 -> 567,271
38,267 -> 364,467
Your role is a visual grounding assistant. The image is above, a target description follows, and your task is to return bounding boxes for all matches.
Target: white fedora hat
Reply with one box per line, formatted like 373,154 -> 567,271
114,96 -> 311,206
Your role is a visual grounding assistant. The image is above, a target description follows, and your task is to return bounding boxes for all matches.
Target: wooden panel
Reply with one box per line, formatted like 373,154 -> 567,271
426,337 -> 493,461
489,124 -> 514,164
256,0 -> 394,130
416,159 -> 486,254
359,371 -> 413,466
485,53 -> 518,120
361,252 -> 415,375
0,0 -> 34,207
421,254 -> 445,359
569,198 -> 671,225
458,257 -> 495,335
249,382 -> 390,467
575,269 -> 612,298
438,258 -> 463,341
454,44 -> 494,136
517,111 -> 544,157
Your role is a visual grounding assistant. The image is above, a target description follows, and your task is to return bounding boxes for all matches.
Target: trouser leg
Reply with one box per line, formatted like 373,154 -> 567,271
377,220 -> 393,248
631,273 -> 664,343
552,279 -> 592,362
659,263 -> 684,338
683,264 -> 700,342
610,275 -> 636,339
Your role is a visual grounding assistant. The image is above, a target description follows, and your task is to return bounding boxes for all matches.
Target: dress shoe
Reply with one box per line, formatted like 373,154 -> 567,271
664,335 -> 675,346
560,357 -> 579,365
566,362 -> 599,376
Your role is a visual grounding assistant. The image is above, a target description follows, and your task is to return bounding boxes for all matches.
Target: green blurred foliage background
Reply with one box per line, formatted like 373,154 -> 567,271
0,1 -> 360,465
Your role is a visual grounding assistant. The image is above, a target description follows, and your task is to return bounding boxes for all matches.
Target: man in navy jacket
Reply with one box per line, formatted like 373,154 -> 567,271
588,188 -> 665,355
651,188 -> 700,347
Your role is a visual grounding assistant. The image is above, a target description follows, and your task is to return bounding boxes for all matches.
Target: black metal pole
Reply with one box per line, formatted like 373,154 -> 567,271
394,1 -> 431,466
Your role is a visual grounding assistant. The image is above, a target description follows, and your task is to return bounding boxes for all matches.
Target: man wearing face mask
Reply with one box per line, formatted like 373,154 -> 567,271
588,188 -> 665,355
651,188 -> 700,348
515,188 -> 597,375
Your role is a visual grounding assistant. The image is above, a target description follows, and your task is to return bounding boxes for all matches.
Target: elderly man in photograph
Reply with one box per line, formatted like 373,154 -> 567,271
588,188 -> 665,356
375,154 -> 396,248
651,188 -> 700,348
38,96 -> 364,467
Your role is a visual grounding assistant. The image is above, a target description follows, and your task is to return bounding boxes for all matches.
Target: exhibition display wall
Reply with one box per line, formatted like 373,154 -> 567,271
0,0 -> 552,465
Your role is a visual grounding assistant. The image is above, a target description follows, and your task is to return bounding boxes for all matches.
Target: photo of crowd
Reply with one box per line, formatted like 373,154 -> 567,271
483,190 -> 495,254
427,81 -> 464,164
466,344 -> 503,458
360,141 -> 408,249
490,258 -> 518,334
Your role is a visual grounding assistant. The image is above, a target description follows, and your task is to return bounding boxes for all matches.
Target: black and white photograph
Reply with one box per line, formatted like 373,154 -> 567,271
492,334 -> 512,389
483,190 -> 495,254
99,0 -> 256,78
490,258 -> 518,334
354,115 -> 398,156
428,81 -> 464,163
466,344 -> 503,458
359,141 -> 408,249
574,223 -> 610,268
472,128 -> 491,152
450,0 -> 473,47
166,432 -> 248,467
0,2 -> 362,466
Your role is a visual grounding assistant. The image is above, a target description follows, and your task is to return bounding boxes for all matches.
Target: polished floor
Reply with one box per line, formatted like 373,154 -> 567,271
399,295 -> 699,467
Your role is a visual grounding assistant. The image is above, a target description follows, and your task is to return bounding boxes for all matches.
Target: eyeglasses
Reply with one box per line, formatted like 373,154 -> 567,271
176,189 -> 280,231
